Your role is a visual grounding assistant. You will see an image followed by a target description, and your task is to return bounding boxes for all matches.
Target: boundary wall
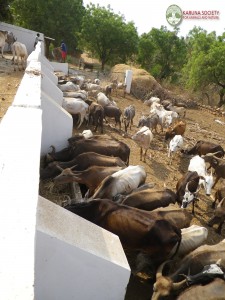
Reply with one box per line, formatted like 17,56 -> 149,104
0,23 -> 130,300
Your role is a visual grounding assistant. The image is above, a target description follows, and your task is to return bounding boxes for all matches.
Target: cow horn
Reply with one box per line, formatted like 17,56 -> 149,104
55,164 -> 64,171
71,165 -> 78,170
172,279 -> 187,291
203,151 -> 222,158
156,260 -> 172,279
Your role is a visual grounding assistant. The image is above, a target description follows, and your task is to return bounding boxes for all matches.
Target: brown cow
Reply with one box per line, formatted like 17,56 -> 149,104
65,199 -> 182,264
54,165 -> 124,197
88,102 -> 104,133
165,120 -> 186,141
41,151 -> 126,180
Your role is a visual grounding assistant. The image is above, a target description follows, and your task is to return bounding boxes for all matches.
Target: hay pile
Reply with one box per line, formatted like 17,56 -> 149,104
110,64 -> 164,100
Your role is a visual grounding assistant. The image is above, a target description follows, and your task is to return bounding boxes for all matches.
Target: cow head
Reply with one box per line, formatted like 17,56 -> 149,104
181,182 -> 198,208
201,171 -> 214,196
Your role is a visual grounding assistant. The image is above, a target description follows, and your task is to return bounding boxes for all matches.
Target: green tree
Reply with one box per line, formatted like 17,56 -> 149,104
10,0 -> 85,52
182,27 -> 225,106
79,4 -> 139,70
137,26 -> 187,81
0,0 -> 13,22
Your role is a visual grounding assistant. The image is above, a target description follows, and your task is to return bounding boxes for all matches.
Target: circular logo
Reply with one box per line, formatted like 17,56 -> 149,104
166,5 -> 183,26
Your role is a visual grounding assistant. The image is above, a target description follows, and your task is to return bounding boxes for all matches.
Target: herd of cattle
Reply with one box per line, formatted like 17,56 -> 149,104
0,29 -> 28,71
39,70 -> 225,299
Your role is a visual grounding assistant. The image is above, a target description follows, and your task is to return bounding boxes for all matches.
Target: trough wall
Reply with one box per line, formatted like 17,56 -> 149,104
0,23 -> 130,300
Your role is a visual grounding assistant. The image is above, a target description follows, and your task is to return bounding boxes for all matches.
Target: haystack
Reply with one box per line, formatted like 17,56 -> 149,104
110,64 -> 164,99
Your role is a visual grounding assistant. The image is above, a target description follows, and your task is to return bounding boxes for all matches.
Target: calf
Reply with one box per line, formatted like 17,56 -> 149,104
123,105 -> 135,132
90,165 -> 147,200
181,140 -> 225,157
117,188 -> 178,211
176,171 -> 201,213
103,106 -> 122,130
11,41 -> 28,71
54,165 -> 123,197
137,113 -> 159,133
188,155 -> 214,196
165,120 -> 186,141
88,102 -> 104,133
211,186 -> 225,208
62,98 -> 89,128
208,197 -> 225,234
65,199 -> 182,263
132,126 -> 154,162
152,239 -> 225,300
41,151 -> 126,180
168,135 -> 184,165
201,153 -> 225,189
46,137 -> 130,166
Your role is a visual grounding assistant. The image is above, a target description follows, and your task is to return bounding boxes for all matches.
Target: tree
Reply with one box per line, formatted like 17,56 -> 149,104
182,27 -> 225,107
10,0 -> 85,52
0,0 -> 13,22
137,26 -> 187,81
79,4 -> 139,70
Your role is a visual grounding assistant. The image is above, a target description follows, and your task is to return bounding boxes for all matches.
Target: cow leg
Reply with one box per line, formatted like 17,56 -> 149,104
140,147 -> 143,161
216,221 -> 224,234
77,112 -> 84,128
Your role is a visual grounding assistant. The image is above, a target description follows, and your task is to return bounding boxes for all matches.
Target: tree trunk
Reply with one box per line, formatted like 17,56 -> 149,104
218,88 -> 225,107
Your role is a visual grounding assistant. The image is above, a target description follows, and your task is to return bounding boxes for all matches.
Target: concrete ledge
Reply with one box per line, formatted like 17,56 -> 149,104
36,196 -> 131,300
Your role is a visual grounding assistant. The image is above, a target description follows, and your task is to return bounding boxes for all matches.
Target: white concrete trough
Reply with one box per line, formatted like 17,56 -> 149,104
36,197 -> 131,300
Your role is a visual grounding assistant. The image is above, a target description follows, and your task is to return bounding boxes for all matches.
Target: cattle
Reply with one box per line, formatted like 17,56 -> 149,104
90,165 -> 147,200
144,97 -> 161,107
62,98 -> 89,128
152,205 -> 192,229
152,239 -> 225,300
177,278 -> 225,300
170,225 -> 208,258
152,105 -> 179,132
208,197 -> 225,234
41,151 -> 126,180
116,82 -> 127,97
188,155 -> 214,196
83,61 -> 94,71
168,135 -> 184,165
137,113 -> 160,133
211,186 -> 225,208
117,188 -> 178,211
58,81 -> 80,92
54,165 -> 124,197
103,106 -> 122,130
46,137 -> 130,166
201,153 -> 225,189
166,104 -> 186,118
88,102 -> 104,133
176,171 -> 201,213
63,90 -> 88,101
11,41 -> 28,71
5,31 -> 16,51
0,30 -> 7,57
96,92 -> 111,107
123,105 -> 135,132
132,126 -> 154,162
165,120 -> 186,141
64,199 -> 182,264
181,140 -> 225,158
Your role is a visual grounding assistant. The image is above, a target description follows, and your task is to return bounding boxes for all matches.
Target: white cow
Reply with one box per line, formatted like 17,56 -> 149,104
58,81 -> 80,92
96,92 -> 111,107
90,165 -> 147,200
188,155 -> 214,196
62,98 -> 89,128
170,225 -> 208,257
0,31 -> 8,57
132,126 -> 154,162
168,135 -> 184,165
11,41 -> 28,71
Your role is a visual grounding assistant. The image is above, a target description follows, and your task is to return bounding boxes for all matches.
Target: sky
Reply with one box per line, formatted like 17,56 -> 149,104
82,0 -> 225,37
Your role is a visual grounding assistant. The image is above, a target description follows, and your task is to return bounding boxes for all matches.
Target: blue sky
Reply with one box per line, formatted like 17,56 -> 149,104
83,0 -> 225,37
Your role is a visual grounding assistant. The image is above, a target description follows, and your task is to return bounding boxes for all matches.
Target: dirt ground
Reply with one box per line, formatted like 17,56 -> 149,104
1,55 -> 225,299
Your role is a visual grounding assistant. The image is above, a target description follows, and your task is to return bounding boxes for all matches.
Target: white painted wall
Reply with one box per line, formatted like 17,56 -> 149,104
0,23 -> 131,300
36,197 -> 130,300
